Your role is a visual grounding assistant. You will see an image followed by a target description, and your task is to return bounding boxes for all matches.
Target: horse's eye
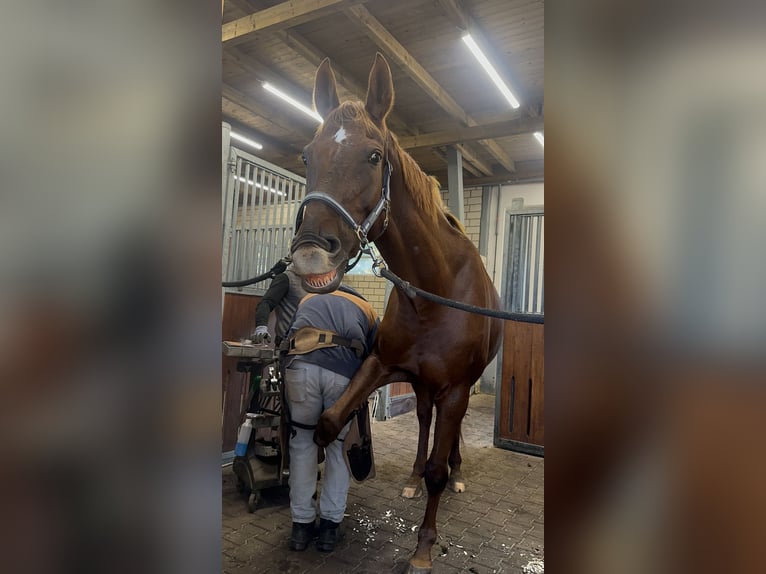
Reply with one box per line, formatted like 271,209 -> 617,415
301,153 -> 308,166
369,151 -> 382,165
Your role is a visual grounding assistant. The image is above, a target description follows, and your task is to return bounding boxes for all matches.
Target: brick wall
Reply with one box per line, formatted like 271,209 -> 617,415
342,274 -> 388,317
441,186 -> 483,248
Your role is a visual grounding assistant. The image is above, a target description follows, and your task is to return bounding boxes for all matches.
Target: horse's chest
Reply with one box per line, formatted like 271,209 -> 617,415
379,323 -> 479,380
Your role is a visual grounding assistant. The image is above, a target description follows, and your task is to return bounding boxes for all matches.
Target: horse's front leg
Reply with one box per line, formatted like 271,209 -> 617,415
313,353 -> 399,447
403,383 -> 431,498
408,388 -> 470,574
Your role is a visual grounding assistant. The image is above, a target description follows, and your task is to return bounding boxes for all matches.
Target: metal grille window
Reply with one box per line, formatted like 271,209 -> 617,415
222,147 -> 307,295
503,210 -> 544,314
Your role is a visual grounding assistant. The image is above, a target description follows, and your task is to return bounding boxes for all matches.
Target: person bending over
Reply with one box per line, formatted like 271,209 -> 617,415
281,287 -> 378,552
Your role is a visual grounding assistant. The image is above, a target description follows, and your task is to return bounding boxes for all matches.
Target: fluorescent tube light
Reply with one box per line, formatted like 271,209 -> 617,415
230,131 -> 263,150
533,131 -> 544,147
462,34 -> 520,109
263,82 -> 323,123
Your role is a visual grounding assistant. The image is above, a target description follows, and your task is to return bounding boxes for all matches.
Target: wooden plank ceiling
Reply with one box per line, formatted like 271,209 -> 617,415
222,0 -> 544,187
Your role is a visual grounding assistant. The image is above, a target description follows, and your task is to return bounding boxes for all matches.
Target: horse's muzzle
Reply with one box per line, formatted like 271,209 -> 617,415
291,230 -> 335,253
290,231 -> 348,293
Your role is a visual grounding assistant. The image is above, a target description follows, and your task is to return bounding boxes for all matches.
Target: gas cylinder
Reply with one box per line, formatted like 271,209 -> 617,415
234,414 -> 255,457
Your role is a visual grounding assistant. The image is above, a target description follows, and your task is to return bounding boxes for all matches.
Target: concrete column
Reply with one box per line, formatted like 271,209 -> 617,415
446,146 -> 464,222
479,185 -> 492,257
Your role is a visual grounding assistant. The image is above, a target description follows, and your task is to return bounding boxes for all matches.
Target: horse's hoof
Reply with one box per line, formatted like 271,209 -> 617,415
447,477 -> 466,493
401,484 -> 422,498
406,560 -> 432,574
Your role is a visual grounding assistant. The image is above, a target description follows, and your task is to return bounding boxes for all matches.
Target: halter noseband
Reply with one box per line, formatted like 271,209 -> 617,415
294,160 -> 392,247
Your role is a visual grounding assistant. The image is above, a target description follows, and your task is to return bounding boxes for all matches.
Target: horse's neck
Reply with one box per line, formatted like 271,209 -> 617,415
375,174 -> 454,290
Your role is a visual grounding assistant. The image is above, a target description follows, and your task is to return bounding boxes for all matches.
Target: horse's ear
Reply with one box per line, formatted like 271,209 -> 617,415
313,58 -> 340,120
365,53 -> 394,127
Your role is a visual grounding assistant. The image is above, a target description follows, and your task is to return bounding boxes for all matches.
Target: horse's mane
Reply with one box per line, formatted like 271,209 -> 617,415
389,132 -> 459,229
322,101 -> 464,233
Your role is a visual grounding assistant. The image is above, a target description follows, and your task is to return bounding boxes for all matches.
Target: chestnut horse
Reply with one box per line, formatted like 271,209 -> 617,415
290,54 -> 502,573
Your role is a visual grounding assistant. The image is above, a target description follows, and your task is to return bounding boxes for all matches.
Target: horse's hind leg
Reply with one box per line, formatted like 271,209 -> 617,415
447,424 -> 466,493
403,384 -> 431,498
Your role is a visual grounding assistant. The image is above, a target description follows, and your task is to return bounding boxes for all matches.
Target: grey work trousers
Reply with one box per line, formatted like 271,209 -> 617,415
284,359 -> 352,524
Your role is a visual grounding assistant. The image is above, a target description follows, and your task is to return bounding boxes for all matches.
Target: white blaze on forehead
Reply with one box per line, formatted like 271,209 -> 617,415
333,127 -> 347,144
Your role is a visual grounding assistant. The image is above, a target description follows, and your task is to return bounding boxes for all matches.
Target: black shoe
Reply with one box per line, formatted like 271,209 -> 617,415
316,518 -> 344,552
288,521 -> 316,551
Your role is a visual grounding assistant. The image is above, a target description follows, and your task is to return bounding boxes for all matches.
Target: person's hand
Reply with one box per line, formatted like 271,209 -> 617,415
252,325 -> 271,345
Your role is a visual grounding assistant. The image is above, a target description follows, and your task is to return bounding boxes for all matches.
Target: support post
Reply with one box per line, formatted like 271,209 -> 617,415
222,122 -> 232,313
446,146 -> 465,222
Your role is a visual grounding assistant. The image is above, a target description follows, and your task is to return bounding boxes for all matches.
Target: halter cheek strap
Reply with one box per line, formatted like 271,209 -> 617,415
294,160 -> 392,247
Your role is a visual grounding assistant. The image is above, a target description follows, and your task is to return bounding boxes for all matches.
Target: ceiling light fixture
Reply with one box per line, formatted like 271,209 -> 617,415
263,82 -> 323,123
462,34 -> 520,109
533,131 -> 544,147
230,131 -> 263,150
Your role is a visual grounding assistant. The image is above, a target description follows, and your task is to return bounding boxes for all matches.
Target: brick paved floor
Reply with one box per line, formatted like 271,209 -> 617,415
223,393 -> 544,574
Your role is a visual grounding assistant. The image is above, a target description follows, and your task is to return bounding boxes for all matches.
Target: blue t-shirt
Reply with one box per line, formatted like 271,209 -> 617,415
283,289 -> 379,379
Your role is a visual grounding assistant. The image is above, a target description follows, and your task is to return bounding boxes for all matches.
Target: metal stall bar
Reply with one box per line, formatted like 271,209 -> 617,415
241,160 -> 254,282
532,215 -> 543,313
228,157 -> 243,281
254,163 -> 266,279
509,214 -> 522,312
276,173 -> 289,263
523,215 -> 534,313
260,169 -> 276,276
518,215 -> 529,312
222,145 -> 236,285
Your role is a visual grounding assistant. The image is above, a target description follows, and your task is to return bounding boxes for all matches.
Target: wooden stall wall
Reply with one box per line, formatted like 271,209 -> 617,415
496,320 -> 544,455
222,292 -> 262,452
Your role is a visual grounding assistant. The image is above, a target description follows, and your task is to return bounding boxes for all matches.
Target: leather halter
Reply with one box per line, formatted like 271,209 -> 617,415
294,160 -> 392,247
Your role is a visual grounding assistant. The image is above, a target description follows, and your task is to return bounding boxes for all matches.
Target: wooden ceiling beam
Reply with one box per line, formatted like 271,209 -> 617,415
223,98 -> 289,142
226,0 -> 500,172
431,147 -> 482,178
435,0 -> 532,167
398,116 -> 543,150
343,4 -> 516,172
477,139 -> 514,172
274,29 -> 420,139
454,144 -> 493,176
224,47 -> 311,104
344,5 -> 471,124
464,171 -> 544,186
222,83 -> 316,141
223,0 -> 366,43
276,29 -> 367,100
432,169 -> 544,189
435,0 -> 528,96
226,15 -> 421,141
223,115 -> 302,158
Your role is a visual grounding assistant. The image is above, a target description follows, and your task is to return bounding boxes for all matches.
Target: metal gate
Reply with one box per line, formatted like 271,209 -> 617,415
221,134 -> 307,456
495,206 -> 544,455
505,209 -> 544,314
222,145 -> 307,296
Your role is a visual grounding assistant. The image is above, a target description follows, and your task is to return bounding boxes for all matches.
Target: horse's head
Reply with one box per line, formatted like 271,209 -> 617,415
290,53 -> 394,293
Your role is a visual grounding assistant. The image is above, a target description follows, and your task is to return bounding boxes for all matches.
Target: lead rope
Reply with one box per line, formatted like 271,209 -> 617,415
366,246 -> 544,324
